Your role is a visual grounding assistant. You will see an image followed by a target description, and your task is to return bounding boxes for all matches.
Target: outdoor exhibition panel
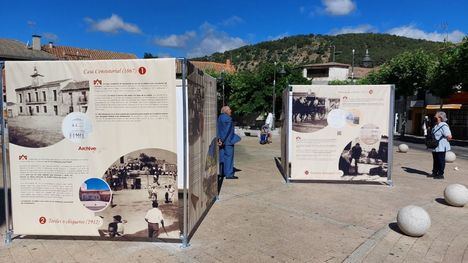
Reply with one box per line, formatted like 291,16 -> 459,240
0,58 -> 218,245
186,63 -> 218,238
281,85 -> 394,184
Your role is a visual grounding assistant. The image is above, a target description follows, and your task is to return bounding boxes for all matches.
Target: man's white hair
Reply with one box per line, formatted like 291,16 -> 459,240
221,106 -> 230,114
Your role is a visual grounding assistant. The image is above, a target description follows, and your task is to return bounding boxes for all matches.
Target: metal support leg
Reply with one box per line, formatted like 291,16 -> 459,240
180,58 -> 190,249
1,61 -> 13,245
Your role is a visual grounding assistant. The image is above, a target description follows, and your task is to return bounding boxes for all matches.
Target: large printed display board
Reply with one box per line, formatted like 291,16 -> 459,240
288,85 -> 393,182
186,62 -> 218,235
5,59 -> 181,240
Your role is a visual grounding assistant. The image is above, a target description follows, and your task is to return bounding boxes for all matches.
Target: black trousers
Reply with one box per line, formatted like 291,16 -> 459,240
432,152 -> 446,176
147,222 -> 160,238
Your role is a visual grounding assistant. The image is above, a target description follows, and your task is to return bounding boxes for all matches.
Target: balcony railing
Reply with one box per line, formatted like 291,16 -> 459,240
25,98 -> 46,105
78,96 -> 88,104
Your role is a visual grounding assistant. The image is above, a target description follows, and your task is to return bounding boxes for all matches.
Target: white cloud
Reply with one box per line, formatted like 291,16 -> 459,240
43,32 -> 59,42
154,31 -> 196,48
152,23 -> 247,58
188,24 -> 247,57
387,25 -> 465,43
27,20 -> 36,28
322,0 -> 356,16
85,14 -> 141,34
221,16 -> 244,27
330,24 -> 376,35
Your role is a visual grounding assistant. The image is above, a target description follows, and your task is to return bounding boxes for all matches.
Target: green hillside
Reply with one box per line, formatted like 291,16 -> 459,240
194,33 -> 445,71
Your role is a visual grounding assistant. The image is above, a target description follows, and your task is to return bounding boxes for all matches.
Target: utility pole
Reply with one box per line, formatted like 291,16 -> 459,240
221,70 -> 225,106
332,45 -> 336,62
272,62 -> 277,130
351,49 -> 355,81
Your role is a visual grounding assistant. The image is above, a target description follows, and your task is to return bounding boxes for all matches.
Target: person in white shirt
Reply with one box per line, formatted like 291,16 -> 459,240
144,201 -> 165,238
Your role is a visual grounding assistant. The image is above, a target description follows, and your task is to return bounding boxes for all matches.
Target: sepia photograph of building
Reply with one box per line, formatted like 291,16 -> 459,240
11,66 -> 89,118
7,66 -> 90,148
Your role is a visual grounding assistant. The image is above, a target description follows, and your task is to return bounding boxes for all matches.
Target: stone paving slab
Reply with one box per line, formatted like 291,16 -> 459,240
1,136 -> 468,262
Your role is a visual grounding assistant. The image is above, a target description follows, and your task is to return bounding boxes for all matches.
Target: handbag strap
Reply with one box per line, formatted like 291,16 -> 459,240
432,124 -> 446,135
432,124 -> 447,141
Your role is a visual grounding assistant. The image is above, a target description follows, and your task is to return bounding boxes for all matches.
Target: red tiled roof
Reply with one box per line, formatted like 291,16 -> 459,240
41,45 -> 137,60
175,60 -> 236,74
190,60 -> 236,73
301,62 -> 350,69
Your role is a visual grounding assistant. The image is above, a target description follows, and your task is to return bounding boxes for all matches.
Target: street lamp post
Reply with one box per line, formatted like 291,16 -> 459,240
351,49 -> 355,81
272,62 -> 277,130
272,64 -> 287,131
222,71 -> 225,106
331,45 -> 336,62
218,71 -> 226,106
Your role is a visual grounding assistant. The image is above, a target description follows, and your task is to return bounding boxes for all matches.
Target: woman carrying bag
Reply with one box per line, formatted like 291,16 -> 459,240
429,111 -> 452,179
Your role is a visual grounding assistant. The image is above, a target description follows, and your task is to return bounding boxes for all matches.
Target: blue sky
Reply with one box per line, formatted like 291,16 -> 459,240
85,178 -> 110,191
1,0 -> 466,58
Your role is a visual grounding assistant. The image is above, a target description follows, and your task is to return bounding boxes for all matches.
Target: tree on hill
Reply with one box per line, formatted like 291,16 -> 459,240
195,33 -> 445,71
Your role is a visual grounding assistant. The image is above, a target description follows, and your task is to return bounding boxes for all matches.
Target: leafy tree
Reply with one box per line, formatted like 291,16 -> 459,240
194,33 -> 444,71
427,37 -> 468,106
231,63 -> 310,118
457,37 -> 468,89
139,153 -> 156,164
383,50 -> 435,99
428,45 -> 460,102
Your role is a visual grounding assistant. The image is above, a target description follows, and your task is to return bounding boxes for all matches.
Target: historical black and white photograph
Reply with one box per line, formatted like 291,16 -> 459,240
339,135 -> 389,179
292,92 -> 340,133
7,66 -> 89,148
188,79 -> 205,145
98,148 -> 180,240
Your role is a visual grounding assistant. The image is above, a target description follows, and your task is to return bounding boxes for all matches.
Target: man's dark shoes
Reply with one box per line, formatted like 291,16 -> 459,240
225,175 -> 239,179
434,175 -> 445,179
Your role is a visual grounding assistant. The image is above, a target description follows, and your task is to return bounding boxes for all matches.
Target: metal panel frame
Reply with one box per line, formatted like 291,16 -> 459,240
1,58 -> 191,245
1,61 -> 13,244
179,58 -> 189,248
387,85 -> 395,187
288,84 -> 394,186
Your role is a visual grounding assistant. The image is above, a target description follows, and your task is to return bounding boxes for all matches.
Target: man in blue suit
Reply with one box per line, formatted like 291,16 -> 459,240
217,106 -> 240,179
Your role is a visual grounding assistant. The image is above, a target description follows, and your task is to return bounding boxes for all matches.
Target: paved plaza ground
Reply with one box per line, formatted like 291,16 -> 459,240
1,135 -> 468,262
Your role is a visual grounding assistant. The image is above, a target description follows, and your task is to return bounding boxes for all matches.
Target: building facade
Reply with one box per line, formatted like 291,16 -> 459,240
301,62 -> 350,84
11,66 -> 89,117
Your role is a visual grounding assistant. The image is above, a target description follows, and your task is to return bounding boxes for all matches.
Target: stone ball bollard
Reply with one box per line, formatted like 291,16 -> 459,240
397,205 -> 431,237
445,151 -> 456,163
444,184 -> 468,207
398,144 -> 409,153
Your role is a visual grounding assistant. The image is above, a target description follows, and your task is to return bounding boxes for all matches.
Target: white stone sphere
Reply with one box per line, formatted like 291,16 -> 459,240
445,151 -> 456,163
444,184 -> 468,207
398,144 -> 409,153
397,205 -> 431,237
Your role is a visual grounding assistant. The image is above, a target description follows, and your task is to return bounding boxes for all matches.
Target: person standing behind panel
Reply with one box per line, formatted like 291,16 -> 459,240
217,106 -> 241,179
